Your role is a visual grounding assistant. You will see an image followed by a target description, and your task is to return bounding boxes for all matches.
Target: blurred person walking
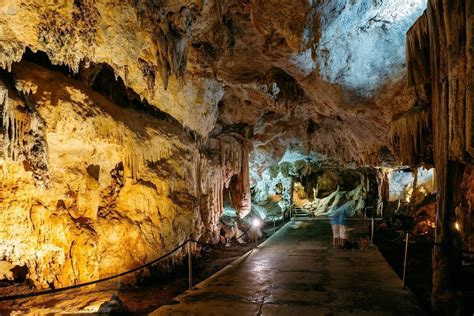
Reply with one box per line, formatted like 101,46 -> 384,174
330,200 -> 352,248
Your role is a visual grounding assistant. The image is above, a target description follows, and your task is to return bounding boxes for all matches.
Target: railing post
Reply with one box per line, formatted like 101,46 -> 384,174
370,217 -> 375,244
273,215 -> 276,230
253,228 -> 258,249
402,232 -> 409,289
187,240 -> 192,290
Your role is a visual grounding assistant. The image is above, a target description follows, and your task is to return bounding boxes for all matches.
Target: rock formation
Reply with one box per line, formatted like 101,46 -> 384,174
0,0 -> 472,313
394,0 -> 473,312
0,60 -> 251,288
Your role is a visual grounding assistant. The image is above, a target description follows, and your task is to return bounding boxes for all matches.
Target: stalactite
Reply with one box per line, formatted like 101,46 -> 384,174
377,168 -> 390,216
197,133 -> 253,229
0,82 -> 8,159
89,115 -> 178,181
407,13 -> 430,88
407,2 -> 469,312
0,77 -> 51,188
389,104 -> 431,165
389,10 -> 434,167
239,147 -> 251,218
1,87 -> 28,162
133,2 -> 199,90
0,41 -> 25,72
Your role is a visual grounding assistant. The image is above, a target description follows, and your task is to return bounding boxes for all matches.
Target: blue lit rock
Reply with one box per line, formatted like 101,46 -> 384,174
317,0 -> 426,94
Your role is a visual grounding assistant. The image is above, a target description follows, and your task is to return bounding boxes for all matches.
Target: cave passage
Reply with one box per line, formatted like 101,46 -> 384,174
0,0 -> 473,315
154,221 -> 422,315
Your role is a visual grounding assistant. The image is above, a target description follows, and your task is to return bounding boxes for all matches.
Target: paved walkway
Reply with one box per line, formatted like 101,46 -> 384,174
152,220 -> 423,315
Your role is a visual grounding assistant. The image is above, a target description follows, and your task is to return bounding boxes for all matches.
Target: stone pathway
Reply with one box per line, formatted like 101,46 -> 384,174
151,220 -> 423,315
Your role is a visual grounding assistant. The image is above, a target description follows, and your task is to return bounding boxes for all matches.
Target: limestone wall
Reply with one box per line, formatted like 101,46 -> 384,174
402,1 -> 472,310
0,62 -> 249,288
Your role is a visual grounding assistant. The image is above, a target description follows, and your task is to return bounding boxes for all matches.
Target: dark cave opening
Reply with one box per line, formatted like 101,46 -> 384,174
21,48 -> 73,76
223,174 -> 239,209
9,48 -> 201,141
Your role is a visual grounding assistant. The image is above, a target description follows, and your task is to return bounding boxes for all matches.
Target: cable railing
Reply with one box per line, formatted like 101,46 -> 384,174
3,214 -> 469,302
289,205 -> 383,248
0,240 -> 189,301
288,208 -> 473,291
374,226 -> 474,289
0,220 -> 285,302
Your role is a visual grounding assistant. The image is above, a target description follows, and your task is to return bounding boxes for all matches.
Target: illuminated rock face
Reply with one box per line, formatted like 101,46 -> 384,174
0,62 -> 249,287
0,0 -> 425,165
317,0 -> 426,93
0,0 -> 221,136
0,0 -> 432,289
388,168 -> 435,203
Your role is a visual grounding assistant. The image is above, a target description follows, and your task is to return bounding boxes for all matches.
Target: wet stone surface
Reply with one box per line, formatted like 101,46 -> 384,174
152,219 -> 423,315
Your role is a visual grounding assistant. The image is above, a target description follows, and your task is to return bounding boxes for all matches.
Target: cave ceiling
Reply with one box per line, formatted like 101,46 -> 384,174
0,0 -> 426,169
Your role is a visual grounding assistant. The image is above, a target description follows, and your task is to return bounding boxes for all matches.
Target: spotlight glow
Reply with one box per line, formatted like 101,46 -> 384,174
454,222 -> 461,231
252,218 -> 261,228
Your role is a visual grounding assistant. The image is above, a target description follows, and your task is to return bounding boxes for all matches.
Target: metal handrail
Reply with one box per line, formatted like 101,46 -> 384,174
384,229 -> 474,290
0,219 -> 286,302
0,239 -> 189,301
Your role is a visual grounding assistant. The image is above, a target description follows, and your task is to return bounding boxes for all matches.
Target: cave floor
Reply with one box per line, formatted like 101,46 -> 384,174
152,219 -> 423,316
